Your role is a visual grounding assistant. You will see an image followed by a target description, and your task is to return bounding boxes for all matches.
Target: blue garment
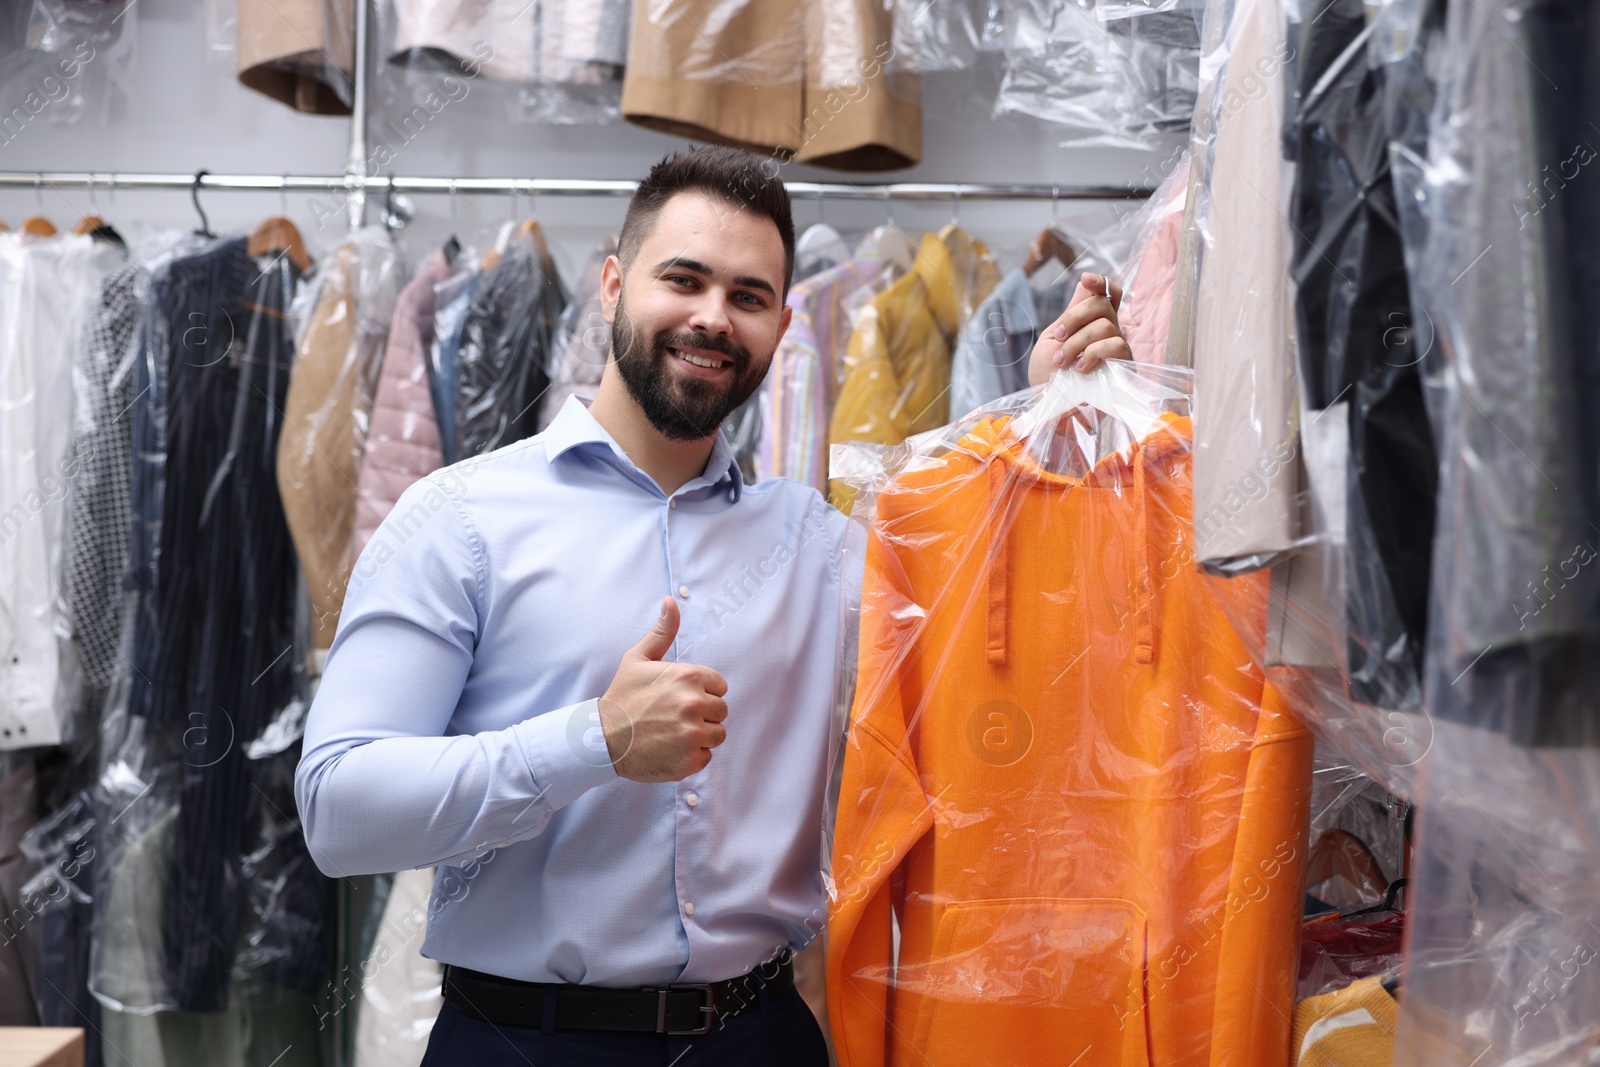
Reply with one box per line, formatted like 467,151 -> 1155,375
948,266 -> 1066,420
297,395 -> 850,987
430,272 -> 478,463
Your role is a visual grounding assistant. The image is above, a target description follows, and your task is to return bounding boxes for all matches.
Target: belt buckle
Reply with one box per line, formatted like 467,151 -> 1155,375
658,983 -> 715,1035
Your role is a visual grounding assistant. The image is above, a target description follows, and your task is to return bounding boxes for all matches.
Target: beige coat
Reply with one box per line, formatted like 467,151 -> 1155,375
621,0 -> 921,171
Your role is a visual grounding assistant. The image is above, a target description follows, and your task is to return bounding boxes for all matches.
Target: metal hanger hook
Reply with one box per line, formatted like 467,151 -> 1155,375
1051,184 -> 1060,226
384,174 -> 398,236
950,188 -> 961,229
191,169 -> 214,236
449,178 -> 459,234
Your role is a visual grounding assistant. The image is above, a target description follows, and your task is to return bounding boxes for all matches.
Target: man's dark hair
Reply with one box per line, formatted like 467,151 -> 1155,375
618,146 -> 795,296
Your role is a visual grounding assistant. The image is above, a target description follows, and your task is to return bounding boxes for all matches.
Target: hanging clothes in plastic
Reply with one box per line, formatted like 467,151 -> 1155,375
995,0 -> 1201,149
828,227 -> 999,513
1117,154 -> 1189,366
0,229 -> 119,751
426,253 -> 479,464
948,265 -> 1067,418
384,0 -> 629,123
1282,0 -> 1439,711
620,0 -> 922,171
539,236 -> 616,430
18,790 -> 99,1062
826,362 -> 1313,1067
0,759 -> 40,1026
758,255 -> 889,492
65,262 -> 147,728
237,0 -> 353,114
1189,0 -> 1301,574
277,227 -> 403,663
351,867 -> 443,1067
451,232 -> 567,460
122,236 -> 332,1014
720,218 -> 823,481
352,243 -> 454,561
1165,156 -> 1204,370
93,801 -> 325,1067
1386,0 -> 1600,1061
388,0 -> 629,84
0,0 -> 137,130
1408,0 -> 1600,746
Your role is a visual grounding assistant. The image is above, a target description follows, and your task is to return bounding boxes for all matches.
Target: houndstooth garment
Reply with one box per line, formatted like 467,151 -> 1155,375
65,265 -> 144,692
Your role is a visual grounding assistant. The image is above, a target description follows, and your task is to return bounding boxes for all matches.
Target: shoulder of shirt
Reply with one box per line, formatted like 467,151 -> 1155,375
745,475 -> 849,533
424,432 -> 553,484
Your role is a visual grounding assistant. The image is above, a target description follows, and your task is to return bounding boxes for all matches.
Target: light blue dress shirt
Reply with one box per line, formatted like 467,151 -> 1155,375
296,395 -> 852,987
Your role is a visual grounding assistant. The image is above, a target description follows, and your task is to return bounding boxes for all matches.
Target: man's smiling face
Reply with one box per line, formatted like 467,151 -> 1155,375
605,191 -> 792,441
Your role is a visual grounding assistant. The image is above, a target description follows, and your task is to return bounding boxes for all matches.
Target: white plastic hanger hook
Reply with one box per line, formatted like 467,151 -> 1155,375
1013,360 -> 1179,451
950,187 -> 961,229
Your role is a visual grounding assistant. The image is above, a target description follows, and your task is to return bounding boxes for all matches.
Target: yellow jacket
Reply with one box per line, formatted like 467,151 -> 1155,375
828,227 -> 998,512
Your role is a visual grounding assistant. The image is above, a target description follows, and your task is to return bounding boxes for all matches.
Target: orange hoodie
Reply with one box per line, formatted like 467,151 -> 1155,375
826,414 -> 1312,1067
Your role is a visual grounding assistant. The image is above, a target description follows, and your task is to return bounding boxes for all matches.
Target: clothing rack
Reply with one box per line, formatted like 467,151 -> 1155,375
1,5 -> 1147,1065
0,171 -> 1152,203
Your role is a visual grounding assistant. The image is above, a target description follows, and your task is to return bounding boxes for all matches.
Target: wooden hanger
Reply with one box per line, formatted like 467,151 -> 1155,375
21,216 -> 58,237
1023,226 -> 1078,277
482,218 -> 549,272
0,220 -> 10,232
1305,829 -> 1390,903
248,216 -> 313,272
73,214 -> 108,235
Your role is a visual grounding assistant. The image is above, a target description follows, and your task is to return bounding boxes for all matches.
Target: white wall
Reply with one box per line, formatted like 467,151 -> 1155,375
0,0 -> 1182,284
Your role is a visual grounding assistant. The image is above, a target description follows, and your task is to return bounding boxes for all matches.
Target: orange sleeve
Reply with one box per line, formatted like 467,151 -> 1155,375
826,514 -> 935,1067
1207,680 -> 1314,1067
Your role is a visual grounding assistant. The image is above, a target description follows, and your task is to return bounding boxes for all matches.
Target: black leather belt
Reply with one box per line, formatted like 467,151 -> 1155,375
440,952 -> 795,1035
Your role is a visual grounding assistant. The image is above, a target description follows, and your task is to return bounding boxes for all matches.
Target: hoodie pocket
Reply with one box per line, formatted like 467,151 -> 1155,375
907,897 -> 1152,1067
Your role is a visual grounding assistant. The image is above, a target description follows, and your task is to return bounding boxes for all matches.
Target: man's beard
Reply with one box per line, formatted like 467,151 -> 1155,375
611,298 -> 767,442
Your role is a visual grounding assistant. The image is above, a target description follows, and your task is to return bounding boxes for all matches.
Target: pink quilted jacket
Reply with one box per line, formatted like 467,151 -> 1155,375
351,247 -> 452,559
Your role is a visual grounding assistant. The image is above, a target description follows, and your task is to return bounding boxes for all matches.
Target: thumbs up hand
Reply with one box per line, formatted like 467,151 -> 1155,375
597,597 -> 730,783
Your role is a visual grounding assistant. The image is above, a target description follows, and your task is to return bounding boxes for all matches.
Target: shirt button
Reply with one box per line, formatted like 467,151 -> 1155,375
683,902 -> 696,917
686,792 -> 699,808
669,499 -> 678,509
678,585 -> 689,599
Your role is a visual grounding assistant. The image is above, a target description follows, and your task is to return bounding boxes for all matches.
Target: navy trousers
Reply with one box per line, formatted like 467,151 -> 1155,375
419,984 -> 830,1066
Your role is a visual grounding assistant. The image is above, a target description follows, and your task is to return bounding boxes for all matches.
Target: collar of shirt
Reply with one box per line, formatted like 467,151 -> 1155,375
543,394 -> 745,504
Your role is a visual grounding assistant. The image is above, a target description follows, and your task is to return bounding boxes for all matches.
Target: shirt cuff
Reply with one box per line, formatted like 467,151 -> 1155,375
512,698 -> 618,813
